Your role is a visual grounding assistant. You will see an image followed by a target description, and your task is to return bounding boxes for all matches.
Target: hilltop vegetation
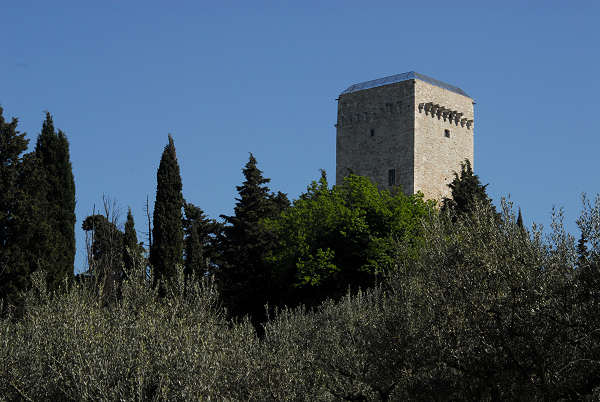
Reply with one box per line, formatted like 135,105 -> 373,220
1,107 -> 599,400
2,199 -> 600,400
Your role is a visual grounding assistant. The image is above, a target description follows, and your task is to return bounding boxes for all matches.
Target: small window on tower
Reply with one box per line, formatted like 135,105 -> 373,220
388,169 -> 396,186
444,129 -> 451,138
370,129 -> 375,137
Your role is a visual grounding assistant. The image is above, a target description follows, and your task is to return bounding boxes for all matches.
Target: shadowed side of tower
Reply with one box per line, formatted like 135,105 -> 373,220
335,71 -> 474,201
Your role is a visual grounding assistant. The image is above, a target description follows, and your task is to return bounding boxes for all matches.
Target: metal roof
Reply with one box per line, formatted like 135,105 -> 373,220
340,71 -> 471,98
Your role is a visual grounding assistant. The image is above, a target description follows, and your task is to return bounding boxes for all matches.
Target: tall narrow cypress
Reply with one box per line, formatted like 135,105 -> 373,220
517,208 -> 524,229
577,231 -> 589,268
34,112 -> 76,289
123,208 -> 142,274
150,135 -> 184,290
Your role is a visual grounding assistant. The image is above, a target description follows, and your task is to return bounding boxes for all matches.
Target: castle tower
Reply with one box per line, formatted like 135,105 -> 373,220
335,71 -> 474,200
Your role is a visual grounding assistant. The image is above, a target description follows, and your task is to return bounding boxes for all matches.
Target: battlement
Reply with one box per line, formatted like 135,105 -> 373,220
418,102 -> 473,129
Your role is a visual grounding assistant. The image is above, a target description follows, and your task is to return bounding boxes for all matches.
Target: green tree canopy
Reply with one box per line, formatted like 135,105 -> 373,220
217,153 -> 289,322
182,202 -> 220,279
441,159 -> 496,218
34,112 -> 76,289
123,208 -> 144,277
0,108 -> 31,306
82,213 -> 124,300
517,207 -> 524,228
265,171 -> 435,305
150,135 -> 184,292
0,109 -> 54,310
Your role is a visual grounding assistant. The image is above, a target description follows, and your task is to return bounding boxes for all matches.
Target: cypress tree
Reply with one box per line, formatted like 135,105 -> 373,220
517,208 -> 524,229
150,135 -> 184,291
218,153 -> 289,322
441,159 -> 496,218
123,208 -> 143,275
34,112 -> 76,290
577,231 -> 589,268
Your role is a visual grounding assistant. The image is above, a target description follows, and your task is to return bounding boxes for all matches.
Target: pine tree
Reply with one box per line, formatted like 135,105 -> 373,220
150,135 -> 184,291
123,208 -> 143,275
34,112 -> 76,290
441,159 -> 496,218
183,202 -> 219,279
218,153 -> 289,322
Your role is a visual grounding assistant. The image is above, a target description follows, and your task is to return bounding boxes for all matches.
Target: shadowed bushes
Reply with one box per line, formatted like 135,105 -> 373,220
1,199 -> 599,400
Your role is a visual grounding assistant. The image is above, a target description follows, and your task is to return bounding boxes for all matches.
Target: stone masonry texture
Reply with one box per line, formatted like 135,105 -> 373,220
336,74 -> 474,201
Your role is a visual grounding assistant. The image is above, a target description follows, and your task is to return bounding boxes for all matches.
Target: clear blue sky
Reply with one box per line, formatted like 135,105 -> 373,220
1,1 -> 598,273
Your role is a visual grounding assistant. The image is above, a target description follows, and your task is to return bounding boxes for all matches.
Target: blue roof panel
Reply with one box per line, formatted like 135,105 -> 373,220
340,71 -> 470,98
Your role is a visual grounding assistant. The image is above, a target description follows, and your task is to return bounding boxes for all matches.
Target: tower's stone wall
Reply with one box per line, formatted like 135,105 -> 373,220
336,80 -> 415,194
413,80 -> 474,200
335,73 -> 474,201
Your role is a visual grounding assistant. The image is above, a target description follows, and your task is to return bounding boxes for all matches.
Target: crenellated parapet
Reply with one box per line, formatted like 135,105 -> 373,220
418,102 -> 473,129
337,99 -> 409,128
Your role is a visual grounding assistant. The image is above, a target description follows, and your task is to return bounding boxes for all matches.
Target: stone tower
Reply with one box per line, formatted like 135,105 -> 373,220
335,71 -> 474,200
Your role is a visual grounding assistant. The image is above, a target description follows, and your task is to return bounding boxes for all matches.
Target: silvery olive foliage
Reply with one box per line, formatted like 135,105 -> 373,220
1,197 -> 599,400
385,198 -> 600,400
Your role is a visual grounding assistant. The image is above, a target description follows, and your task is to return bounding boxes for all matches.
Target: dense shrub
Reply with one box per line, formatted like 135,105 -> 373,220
0,267 -> 260,401
1,198 -> 599,400
387,198 -> 600,400
265,173 -> 434,307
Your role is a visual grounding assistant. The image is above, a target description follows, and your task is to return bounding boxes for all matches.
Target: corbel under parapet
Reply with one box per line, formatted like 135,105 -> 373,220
454,112 -> 463,125
441,109 -> 449,122
424,102 -> 433,116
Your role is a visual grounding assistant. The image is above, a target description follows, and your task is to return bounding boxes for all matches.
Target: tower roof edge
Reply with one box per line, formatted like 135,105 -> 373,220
340,71 -> 471,98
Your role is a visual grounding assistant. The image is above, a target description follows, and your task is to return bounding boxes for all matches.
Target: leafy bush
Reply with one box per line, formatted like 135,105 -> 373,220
265,172 -> 435,307
1,197 -> 599,400
0,266 -> 260,401
387,198 -> 600,400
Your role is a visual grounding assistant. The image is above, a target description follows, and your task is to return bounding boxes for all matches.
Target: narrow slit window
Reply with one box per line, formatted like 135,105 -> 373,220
388,169 -> 396,186
370,129 -> 375,137
444,129 -> 451,138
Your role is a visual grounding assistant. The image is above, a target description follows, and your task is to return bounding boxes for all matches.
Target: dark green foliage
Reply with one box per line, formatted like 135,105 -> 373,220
517,207 -> 524,228
0,109 -> 31,306
82,215 -> 123,266
3,199 -> 600,400
0,110 -> 53,311
82,214 -> 124,297
441,159 -> 496,218
265,171 -> 434,306
34,112 -> 76,289
123,208 -> 143,275
572,197 -> 600,395
577,231 -> 589,267
182,202 -> 220,279
217,153 -> 289,322
150,135 -> 184,291
0,109 -> 28,167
